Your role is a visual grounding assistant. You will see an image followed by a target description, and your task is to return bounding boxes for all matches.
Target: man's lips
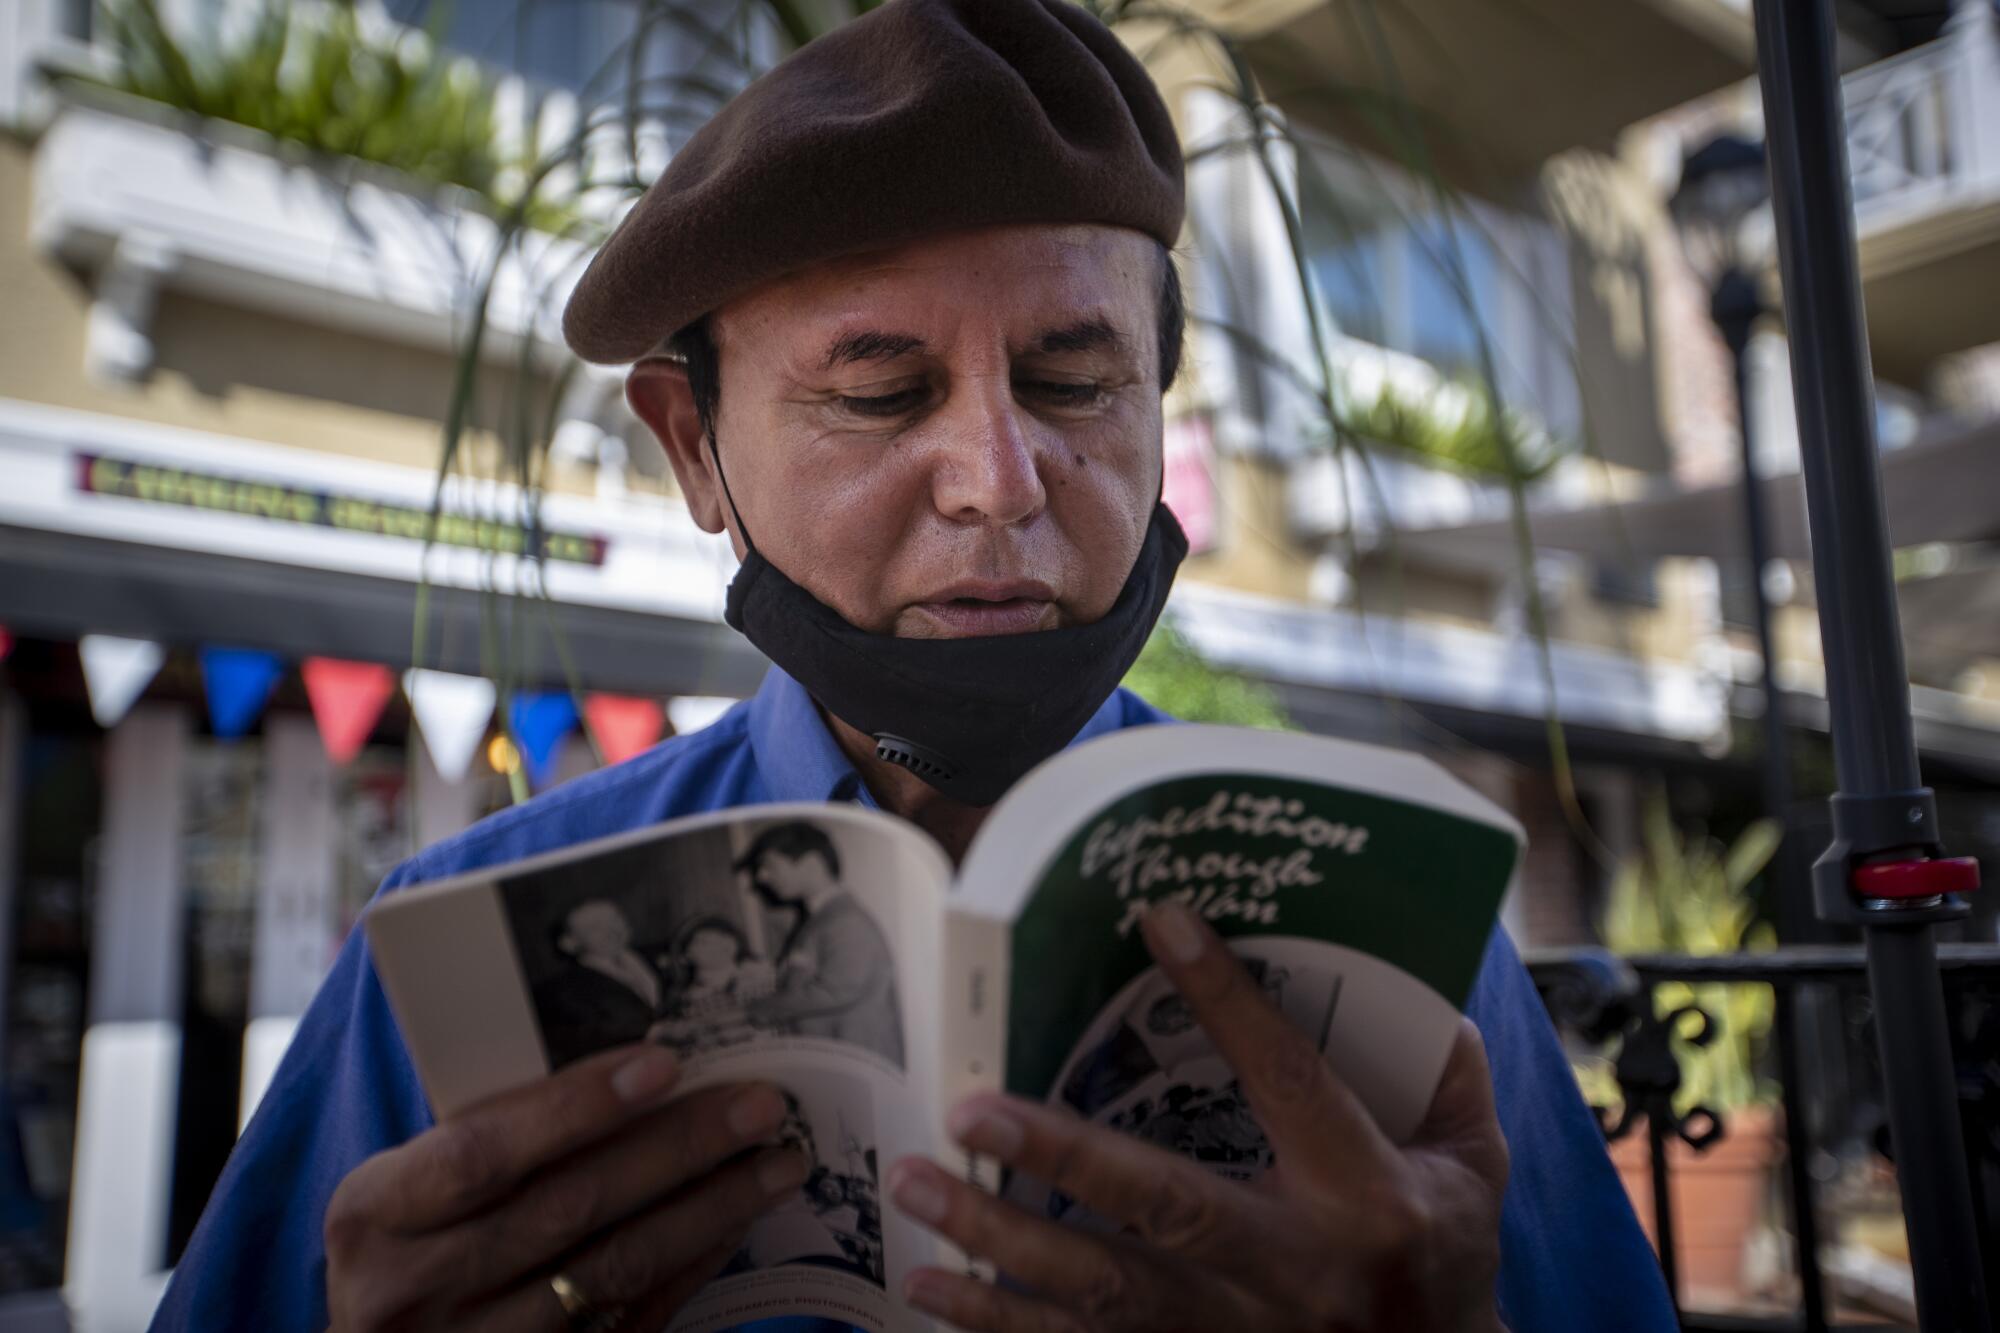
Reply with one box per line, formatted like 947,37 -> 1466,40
911,580 -> 1057,636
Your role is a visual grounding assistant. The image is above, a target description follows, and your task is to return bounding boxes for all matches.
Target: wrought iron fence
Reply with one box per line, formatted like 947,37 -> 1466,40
1526,944 -> 2000,1332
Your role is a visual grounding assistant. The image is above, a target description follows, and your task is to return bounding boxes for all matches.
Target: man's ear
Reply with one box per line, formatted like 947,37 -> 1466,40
626,358 -> 727,535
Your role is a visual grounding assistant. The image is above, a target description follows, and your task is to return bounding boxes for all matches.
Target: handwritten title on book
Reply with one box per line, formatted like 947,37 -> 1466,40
1079,790 -> 1370,937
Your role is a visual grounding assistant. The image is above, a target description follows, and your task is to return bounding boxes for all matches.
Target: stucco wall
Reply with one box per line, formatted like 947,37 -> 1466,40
0,132 -> 566,482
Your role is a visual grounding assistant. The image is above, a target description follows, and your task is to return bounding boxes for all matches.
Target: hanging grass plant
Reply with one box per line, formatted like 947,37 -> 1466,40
72,0 -> 1608,808
74,0 -> 568,226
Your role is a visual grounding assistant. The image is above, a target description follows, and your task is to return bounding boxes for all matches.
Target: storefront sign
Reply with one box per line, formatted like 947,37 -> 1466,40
75,452 -> 610,567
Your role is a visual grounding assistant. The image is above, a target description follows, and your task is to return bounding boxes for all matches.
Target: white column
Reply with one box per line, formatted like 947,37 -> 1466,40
1183,87 -> 1321,462
66,705 -> 189,1333
85,707 -> 187,1025
1947,0 -> 2000,187
239,717 -> 336,1132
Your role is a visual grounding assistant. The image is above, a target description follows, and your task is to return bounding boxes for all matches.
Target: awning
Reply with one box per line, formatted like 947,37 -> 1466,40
0,525 -> 768,700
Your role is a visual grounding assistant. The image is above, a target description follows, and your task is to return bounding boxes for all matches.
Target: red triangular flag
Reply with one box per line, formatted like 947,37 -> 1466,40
302,657 -> 396,766
585,693 -> 665,766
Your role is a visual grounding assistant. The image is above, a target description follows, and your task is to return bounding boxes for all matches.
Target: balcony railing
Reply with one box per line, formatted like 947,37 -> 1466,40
1527,943 -> 2000,1331
1842,5 -> 2000,230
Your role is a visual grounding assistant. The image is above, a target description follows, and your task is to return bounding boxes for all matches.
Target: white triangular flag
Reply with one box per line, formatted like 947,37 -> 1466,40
402,668 -> 496,784
667,695 -> 739,736
80,634 -> 165,729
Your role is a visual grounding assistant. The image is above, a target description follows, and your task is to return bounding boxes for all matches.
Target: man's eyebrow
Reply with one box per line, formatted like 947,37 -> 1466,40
1031,318 -> 1127,356
819,330 -> 927,370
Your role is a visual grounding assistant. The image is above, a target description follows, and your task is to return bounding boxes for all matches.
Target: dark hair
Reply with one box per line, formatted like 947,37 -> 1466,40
668,239 -> 1185,447
735,821 -> 841,880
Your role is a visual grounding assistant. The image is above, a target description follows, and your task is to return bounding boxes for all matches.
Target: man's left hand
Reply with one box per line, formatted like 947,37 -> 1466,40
888,902 -> 1510,1332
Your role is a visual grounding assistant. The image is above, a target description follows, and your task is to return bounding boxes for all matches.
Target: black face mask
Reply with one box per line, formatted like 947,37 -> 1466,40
712,441 -> 1188,806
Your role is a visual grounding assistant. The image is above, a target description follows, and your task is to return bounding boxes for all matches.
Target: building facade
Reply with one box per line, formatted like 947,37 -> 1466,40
0,0 -> 1995,1327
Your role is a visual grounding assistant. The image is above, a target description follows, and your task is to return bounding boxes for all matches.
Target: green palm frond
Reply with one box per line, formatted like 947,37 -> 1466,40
1333,372 -> 1567,484
1598,791 -> 1781,1114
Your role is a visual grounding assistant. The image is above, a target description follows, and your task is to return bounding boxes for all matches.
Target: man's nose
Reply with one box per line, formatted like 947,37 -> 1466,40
928,377 -> 1048,528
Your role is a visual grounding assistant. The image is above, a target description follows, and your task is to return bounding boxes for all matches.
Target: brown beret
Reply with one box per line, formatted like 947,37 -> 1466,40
562,0 -> 1185,364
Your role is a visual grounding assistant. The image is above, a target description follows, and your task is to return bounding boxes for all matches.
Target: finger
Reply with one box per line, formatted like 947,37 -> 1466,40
602,1239 -> 743,1332
416,1082 -> 795,1303
1139,902 -> 1391,1170
471,1239 -> 743,1333
1413,1020 -> 1509,1189
557,1145 -> 808,1306
469,1149 -> 801,1332
903,1263 -> 1257,1333
932,1098 -> 1320,1300
904,1268 -> 1090,1333
343,1044 -> 684,1233
888,1157 -> 1260,1332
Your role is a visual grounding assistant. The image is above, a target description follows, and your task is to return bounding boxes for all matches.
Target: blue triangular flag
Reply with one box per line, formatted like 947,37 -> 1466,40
510,690 -> 579,789
200,646 -> 285,739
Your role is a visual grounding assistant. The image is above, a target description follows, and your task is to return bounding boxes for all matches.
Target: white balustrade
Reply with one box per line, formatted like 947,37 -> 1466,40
1843,2 -> 2000,229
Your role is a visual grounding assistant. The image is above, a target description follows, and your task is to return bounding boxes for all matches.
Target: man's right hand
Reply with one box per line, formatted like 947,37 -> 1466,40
325,1044 -> 807,1330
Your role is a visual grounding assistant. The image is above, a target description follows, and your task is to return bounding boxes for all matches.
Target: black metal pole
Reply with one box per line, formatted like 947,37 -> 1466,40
1750,2 -> 1990,1330
1715,274 -> 1829,1329
1713,273 -> 1791,889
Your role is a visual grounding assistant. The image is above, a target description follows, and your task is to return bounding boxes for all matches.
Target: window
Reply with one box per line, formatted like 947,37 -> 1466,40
384,0 -> 634,94
1300,153 -> 1582,444
1404,214 -> 1493,378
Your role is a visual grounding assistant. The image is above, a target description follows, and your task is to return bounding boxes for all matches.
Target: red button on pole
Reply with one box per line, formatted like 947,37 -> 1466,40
1851,857 -> 1982,899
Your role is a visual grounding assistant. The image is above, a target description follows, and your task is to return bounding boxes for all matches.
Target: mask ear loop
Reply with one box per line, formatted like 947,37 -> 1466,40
705,432 -> 759,559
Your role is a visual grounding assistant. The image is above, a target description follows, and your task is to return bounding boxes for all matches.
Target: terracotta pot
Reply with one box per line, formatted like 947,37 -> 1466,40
1609,1105 -> 1781,1306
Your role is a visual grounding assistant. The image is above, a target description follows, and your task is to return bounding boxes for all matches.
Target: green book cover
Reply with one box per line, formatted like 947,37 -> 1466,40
1005,771 -> 1520,1103
949,725 -> 1524,1208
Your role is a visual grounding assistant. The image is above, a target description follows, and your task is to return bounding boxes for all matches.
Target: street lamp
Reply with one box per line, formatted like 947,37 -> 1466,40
1669,133 -> 1796,931
1669,131 -> 1833,1327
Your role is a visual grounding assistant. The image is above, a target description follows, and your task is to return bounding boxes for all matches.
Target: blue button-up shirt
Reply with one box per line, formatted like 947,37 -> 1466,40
153,668 -> 1675,1331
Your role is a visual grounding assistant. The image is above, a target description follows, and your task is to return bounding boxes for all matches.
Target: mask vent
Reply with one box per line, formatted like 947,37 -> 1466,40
873,734 -> 959,786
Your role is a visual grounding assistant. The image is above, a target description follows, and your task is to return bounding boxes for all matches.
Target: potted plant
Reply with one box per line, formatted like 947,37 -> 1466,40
1587,792 -> 1784,1306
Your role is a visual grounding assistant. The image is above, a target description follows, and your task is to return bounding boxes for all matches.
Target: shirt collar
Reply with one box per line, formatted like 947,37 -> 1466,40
744,666 -> 1137,809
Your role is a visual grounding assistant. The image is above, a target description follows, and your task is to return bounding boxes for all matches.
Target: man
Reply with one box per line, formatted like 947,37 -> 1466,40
153,1 -> 1675,1329
735,823 -> 905,1068
534,900 -> 664,1068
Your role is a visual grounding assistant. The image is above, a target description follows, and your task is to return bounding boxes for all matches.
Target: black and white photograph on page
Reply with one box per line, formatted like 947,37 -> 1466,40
497,817 -> 907,1071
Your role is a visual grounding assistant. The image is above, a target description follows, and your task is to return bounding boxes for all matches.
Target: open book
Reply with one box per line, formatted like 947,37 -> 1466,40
366,725 -> 1523,1333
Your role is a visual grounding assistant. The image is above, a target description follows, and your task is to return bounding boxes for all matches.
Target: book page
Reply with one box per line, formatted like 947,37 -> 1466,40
948,726 -> 1522,1226
366,803 -> 954,1333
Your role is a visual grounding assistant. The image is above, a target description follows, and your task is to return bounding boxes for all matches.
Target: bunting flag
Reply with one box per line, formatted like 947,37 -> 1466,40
510,690 -> 580,790
79,634 -> 166,730
667,695 -> 738,736
585,693 -> 665,767
403,668 -> 496,785
302,658 -> 396,766
200,646 -> 285,739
